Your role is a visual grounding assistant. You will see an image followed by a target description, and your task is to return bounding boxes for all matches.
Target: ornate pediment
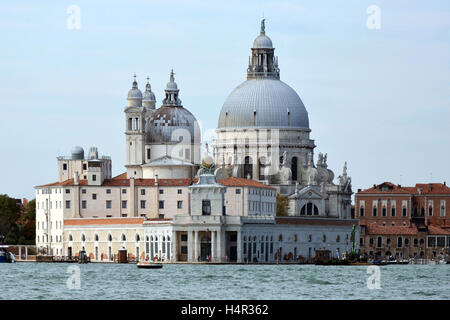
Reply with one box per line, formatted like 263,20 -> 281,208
297,186 -> 326,200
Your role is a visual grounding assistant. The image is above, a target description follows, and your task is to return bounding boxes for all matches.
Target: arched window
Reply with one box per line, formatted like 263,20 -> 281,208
278,234 -> 283,242
322,235 -> 326,242
336,235 -> 340,243
69,234 -> 73,242
81,234 -> 86,242
300,203 -> 319,216
146,236 -> 149,242
94,234 -> 99,242
122,234 -> 126,242
397,237 -> 403,248
377,237 -> 382,248
108,234 -> 112,242
291,157 -> 298,181
136,234 -> 140,242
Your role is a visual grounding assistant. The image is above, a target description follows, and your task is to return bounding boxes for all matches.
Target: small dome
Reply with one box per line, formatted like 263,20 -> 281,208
253,33 -> 273,49
128,80 -> 143,100
166,70 -> 179,91
143,83 -> 156,102
71,146 -> 84,160
145,106 -> 200,144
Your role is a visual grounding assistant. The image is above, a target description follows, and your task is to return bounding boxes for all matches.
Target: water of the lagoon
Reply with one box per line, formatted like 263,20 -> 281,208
1,263 -> 449,300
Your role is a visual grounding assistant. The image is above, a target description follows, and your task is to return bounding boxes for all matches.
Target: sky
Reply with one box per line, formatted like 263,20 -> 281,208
0,0 -> 449,200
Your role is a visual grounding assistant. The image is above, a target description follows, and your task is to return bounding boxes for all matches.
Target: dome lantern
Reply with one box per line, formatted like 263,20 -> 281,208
247,19 -> 279,80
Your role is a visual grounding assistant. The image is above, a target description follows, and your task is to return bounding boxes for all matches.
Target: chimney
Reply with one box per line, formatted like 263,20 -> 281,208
74,171 -> 79,185
444,181 -> 447,186
357,188 -> 361,193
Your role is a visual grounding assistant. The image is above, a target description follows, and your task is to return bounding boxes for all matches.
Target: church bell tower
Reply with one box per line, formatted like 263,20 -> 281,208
124,75 -> 145,178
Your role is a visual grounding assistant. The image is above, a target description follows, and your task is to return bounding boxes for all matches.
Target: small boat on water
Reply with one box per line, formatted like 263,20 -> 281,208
0,246 -> 15,263
137,261 -> 163,269
369,259 -> 387,266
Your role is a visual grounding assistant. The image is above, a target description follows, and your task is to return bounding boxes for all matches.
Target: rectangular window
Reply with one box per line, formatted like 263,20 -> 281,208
158,214 -> 164,219
147,148 -> 151,160
65,201 -> 71,209
106,189 -> 111,194
373,208 -> 377,217
403,207 -> 407,217
122,189 -> 126,194
181,246 -> 188,254
63,163 -> 67,170
81,200 -> 86,209
236,189 -> 241,194
93,174 -> 97,181
159,189 -> 164,194
178,189 -> 182,194
159,201 -> 164,209
106,200 -> 112,209
391,207 -> 396,217
122,200 -> 127,209
202,200 -> 211,216
177,201 -> 183,209
121,214 -> 127,217
141,189 -> 145,195
140,200 -> 146,209
65,189 -> 70,194
181,234 -> 188,242
92,193 -> 97,200
81,189 -> 86,194
382,207 -> 387,217
83,163 -> 87,170
360,207 -> 364,217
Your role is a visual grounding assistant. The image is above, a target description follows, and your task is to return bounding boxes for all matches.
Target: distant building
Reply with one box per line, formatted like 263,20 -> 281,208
355,182 -> 450,260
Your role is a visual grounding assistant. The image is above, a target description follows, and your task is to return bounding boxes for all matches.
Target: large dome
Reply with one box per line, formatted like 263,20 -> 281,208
145,106 -> 200,144
217,78 -> 309,130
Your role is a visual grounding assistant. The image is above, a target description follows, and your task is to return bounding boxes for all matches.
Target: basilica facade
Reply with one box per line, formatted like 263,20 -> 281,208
34,20 -> 359,263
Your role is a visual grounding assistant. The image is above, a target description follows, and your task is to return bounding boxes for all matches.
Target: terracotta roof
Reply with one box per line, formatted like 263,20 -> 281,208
357,182 -> 450,195
357,182 -> 411,195
427,225 -> 450,235
365,224 -> 418,235
65,218 -> 144,226
217,177 -> 275,190
111,172 -> 127,180
412,183 -> 450,195
275,217 -> 358,226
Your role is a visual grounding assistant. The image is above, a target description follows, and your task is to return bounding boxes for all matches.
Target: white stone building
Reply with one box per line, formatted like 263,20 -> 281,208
35,20 -> 359,262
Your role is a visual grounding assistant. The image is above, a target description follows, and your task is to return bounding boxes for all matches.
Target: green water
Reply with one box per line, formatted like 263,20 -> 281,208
2,263 -> 449,299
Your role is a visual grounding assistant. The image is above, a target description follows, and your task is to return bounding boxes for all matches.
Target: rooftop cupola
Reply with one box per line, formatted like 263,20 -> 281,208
162,69 -> 182,107
247,19 -> 280,80
142,76 -> 156,110
127,74 -> 143,107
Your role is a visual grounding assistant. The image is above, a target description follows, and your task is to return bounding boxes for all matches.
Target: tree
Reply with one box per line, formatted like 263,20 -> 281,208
276,193 -> 289,217
0,195 -> 35,245
0,194 -> 21,244
20,199 -> 36,245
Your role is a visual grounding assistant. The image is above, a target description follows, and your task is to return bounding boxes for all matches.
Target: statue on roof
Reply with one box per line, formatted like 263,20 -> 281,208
261,19 -> 266,33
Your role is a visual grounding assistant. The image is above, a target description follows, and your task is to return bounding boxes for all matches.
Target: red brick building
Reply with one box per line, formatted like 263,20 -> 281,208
355,182 -> 450,260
